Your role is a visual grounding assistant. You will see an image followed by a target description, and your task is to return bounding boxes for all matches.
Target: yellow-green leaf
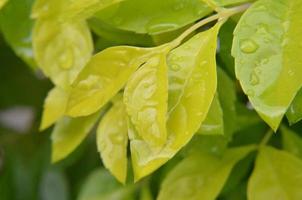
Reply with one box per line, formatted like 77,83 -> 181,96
232,0 -> 302,131
51,112 -> 99,162
286,88 -> 302,125
197,94 -> 224,135
158,146 -> 255,200
248,146 -> 302,200
281,126 -> 302,159
124,52 -> 168,148
33,19 -> 93,88
128,24 -> 220,181
40,87 -> 69,131
66,46 -> 153,117
97,97 -> 128,184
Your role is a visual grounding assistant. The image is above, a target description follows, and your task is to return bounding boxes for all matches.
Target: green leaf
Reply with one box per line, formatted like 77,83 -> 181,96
32,0 -> 123,20
124,51 -> 169,148
286,88 -> 302,125
96,0 -> 213,35
217,67 -> 237,138
158,145 -> 255,200
33,19 -> 93,88
198,94 -> 224,135
51,112 -> 100,163
128,24 -> 220,181
66,46 -> 153,117
78,169 -> 136,200
0,0 -> 36,68
232,0 -> 302,131
97,97 -> 128,184
89,16 -> 154,47
248,146 -> 302,200
40,87 -> 69,130
281,126 -> 302,159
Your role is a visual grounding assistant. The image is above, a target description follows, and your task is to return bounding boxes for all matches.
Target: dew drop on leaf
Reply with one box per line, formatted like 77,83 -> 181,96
171,64 -> 180,71
59,48 -> 74,70
249,71 -> 260,86
240,39 -> 259,54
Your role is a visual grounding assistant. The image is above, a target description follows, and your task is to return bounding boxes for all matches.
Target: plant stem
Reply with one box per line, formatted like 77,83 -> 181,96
259,129 -> 274,147
170,3 -> 251,49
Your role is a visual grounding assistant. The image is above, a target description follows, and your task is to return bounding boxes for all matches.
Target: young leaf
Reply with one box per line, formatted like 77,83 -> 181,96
78,169 -> 136,200
124,52 -> 169,147
40,87 -> 69,131
129,23 -> 221,181
51,112 -> 100,163
0,0 -> 36,68
232,0 -> 302,131
158,146 -> 255,200
197,94 -> 224,135
97,97 -> 128,184
281,126 -> 302,159
33,19 -> 93,88
66,46 -> 153,117
286,88 -> 302,125
248,146 -> 302,200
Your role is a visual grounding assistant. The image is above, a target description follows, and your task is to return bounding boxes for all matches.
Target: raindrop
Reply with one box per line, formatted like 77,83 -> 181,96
59,48 -> 73,70
288,69 -> 294,76
171,64 -> 180,71
173,3 -> 184,11
249,71 -> 259,86
246,89 -> 255,96
240,39 -> 259,54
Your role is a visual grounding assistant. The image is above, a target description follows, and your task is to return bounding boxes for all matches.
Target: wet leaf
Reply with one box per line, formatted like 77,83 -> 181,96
281,126 -> 302,159
0,0 -> 36,68
286,88 -> 302,125
33,19 -> 93,88
97,97 -> 128,183
124,52 -> 169,148
248,146 -> 302,200
40,87 -> 69,131
158,146 -> 255,200
66,46 -> 153,117
128,24 -> 220,181
232,0 -> 302,131
51,112 -> 100,163
198,94 -> 224,135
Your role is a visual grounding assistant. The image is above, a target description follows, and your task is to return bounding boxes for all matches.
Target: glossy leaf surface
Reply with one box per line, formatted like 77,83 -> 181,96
248,146 -> 302,200
67,46 -> 152,117
198,94 -> 224,135
51,112 -> 99,162
0,0 -> 36,68
286,88 -> 302,125
158,146 -> 255,200
40,87 -> 69,130
128,24 -> 220,181
124,52 -> 168,147
281,126 -> 302,159
33,19 -> 93,88
232,0 -> 302,131
97,97 -> 128,183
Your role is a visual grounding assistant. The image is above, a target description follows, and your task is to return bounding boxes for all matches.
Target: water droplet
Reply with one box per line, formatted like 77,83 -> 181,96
249,71 -> 259,86
59,48 -> 73,70
147,23 -> 179,34
171,64 -> 180,71
78,75 -> 101,90
246,89 -> 255,96
288,69 -> 294,76
240,39 -> 259,54
173,3 -> 184,11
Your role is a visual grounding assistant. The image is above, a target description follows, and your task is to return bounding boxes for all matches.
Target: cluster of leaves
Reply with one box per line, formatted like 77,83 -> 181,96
1,0 -> 302,199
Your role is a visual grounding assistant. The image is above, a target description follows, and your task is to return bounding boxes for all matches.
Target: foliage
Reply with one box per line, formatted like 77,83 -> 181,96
1,0 -> 302,199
